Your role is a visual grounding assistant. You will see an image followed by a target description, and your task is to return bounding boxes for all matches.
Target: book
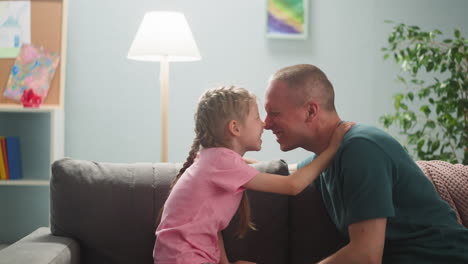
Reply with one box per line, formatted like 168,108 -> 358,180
5,136 -> 22,180
3,44 -> 60,101
0,137 -> 9,179
0,137 -> 7,180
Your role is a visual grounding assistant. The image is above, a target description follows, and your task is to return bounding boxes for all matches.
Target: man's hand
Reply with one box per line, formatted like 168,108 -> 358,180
319,218 -> 386,264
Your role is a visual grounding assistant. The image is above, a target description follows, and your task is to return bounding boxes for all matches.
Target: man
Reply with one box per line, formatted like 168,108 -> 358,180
264,64 -> 468,263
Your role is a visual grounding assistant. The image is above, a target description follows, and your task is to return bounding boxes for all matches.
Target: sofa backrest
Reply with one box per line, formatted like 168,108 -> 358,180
288,183 -> 346,263
51,158 -> 177,264
223,160 -> 290,264
50,158 -> 294,264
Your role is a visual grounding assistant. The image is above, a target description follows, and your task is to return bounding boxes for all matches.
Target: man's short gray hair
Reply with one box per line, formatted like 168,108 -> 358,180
269,64 -> 336,112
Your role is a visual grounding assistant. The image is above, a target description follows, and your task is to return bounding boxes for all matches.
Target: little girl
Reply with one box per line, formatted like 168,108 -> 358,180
153,86 -> 353,264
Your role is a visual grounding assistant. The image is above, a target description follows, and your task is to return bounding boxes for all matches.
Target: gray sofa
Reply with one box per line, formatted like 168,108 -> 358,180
1,158 -> 466,264
0,158 -> 345,264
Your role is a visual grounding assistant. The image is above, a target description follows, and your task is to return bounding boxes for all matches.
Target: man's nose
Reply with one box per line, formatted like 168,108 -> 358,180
264,116 -> 272,130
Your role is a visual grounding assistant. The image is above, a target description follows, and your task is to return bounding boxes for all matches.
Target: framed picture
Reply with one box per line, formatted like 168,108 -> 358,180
266,0 -> 308,39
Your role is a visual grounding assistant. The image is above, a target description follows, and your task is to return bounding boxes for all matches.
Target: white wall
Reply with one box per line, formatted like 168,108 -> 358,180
64,0 -> 468,164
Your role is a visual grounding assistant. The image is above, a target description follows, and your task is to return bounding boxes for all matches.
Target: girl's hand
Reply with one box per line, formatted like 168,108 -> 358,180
329,121 -> 355,150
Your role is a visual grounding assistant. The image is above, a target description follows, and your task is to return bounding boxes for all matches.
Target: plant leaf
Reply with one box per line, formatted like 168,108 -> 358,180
420,105 -> 431,116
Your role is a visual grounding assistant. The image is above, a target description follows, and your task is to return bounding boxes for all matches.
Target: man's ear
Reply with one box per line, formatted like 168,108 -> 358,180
305,101 -> 319,122
226,120 -> 241,136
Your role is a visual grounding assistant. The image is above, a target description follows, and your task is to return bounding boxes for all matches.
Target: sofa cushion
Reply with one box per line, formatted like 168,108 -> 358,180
223,159 -> 290,264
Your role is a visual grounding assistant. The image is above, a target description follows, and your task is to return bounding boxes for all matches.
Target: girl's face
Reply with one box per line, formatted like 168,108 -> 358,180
238,101 -> 265,153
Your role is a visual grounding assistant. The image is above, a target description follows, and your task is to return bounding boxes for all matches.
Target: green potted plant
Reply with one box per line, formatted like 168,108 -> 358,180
380,22 -> 467,164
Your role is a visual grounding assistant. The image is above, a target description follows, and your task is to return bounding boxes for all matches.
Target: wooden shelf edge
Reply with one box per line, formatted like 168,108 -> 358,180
0,179 -> 49,186
0,104 -> 62,113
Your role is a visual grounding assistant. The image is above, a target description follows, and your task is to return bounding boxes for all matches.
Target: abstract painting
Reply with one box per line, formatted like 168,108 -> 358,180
266,0 -> 308,39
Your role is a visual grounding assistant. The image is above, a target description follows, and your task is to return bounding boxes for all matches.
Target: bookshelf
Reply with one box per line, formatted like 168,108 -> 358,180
0,0 -> 68,243
0,108 -> 64,186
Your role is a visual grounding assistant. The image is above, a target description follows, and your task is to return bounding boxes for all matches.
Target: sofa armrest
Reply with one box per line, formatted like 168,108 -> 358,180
0,227 -> 79,264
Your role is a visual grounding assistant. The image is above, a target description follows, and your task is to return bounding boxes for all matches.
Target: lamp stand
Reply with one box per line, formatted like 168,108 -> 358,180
159,57 -> 169,162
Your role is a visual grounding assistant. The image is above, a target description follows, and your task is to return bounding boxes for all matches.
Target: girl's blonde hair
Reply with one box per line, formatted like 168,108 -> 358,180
158,86 -> 257,237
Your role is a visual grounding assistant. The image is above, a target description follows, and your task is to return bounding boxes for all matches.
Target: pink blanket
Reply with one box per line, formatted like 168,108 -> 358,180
417,160 -> 468,228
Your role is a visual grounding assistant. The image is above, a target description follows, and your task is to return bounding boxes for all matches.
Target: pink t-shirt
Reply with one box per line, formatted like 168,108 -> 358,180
153,147 -> 259,264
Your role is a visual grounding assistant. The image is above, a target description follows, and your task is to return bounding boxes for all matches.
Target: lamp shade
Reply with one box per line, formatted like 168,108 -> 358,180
127,11 -> 201,62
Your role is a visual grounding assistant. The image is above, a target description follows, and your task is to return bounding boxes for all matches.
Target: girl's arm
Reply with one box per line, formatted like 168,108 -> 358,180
218,231 -> 230,264
243,122 -> 354,195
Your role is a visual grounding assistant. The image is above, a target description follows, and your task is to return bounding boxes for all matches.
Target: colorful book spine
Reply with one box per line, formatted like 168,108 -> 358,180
5,136 -> 22,180
0,136 -> 9,179
0,137 -> 7,180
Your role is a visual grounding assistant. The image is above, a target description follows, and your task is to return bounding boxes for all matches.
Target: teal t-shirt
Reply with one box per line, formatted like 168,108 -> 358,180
298,124 -> 468,263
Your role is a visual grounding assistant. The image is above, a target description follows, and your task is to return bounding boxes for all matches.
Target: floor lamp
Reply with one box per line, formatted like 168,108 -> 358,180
127,11 -> 201,162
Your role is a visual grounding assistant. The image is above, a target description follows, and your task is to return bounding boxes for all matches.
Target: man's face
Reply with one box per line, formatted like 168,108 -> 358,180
264,80 -> 309,152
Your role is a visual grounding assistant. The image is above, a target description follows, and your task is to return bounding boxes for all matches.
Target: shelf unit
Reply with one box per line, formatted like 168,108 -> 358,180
0,107 -> 64,186
0,0 -> 68,243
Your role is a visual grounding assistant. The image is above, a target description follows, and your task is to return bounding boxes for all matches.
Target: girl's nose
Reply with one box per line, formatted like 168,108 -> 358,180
263,116 -> 271,129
